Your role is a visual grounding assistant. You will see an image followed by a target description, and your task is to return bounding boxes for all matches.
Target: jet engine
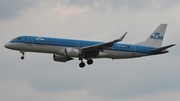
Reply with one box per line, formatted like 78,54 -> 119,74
53,54 -> 73,62
64,48 -> 81,57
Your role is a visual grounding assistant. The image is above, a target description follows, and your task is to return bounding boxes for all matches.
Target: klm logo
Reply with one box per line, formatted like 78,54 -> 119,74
151,32 -> 163,40
36,37 -> 44,41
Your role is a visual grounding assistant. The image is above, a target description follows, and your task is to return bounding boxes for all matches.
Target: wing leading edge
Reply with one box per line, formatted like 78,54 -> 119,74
80,32 -> 127,56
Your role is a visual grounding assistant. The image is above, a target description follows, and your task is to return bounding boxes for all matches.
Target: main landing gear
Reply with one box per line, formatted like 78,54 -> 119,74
87,59 -> 93,65
79,58 -> 93,68
20,51 -> 25,60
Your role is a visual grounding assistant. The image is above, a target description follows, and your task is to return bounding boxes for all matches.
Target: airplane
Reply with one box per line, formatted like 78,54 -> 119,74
4,24 -> 175,68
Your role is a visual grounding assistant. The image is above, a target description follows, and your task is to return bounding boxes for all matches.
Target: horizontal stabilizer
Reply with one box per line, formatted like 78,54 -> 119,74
149,44 -> 176,52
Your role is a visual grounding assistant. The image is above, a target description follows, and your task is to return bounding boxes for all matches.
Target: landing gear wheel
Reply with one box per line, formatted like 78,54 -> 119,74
20,51 -> 25,60
21,56 -> 24,60
79,62 -> 85,68
87,59 -> 93,65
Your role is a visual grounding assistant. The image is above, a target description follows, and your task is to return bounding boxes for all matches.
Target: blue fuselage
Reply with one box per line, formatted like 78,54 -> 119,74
5,36 -> 161,59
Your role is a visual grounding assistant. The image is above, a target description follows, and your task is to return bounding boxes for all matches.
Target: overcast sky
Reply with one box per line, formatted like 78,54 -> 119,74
0,0 -> 180,101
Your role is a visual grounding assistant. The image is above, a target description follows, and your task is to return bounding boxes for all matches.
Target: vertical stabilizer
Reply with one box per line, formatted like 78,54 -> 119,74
142,24 -> 167,48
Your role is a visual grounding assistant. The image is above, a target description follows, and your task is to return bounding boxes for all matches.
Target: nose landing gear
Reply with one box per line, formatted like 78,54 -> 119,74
21,56 -> 25,60
20,51 -> 25,60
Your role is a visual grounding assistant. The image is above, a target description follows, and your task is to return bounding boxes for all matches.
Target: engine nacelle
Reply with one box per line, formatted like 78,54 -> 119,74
53,54 -> 73,62
64,48 -> 81,57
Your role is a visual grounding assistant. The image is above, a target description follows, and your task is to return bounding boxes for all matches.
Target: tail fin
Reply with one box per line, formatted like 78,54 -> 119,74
141,24 -> 167,48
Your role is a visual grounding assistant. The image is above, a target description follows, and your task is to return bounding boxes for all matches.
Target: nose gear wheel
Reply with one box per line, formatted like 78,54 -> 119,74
20,51 -> 25,60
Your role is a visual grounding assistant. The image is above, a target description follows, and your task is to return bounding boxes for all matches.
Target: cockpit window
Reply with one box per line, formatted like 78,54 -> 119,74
13,37 -> 21,40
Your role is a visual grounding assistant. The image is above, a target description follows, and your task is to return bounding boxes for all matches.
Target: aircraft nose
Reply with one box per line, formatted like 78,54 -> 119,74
4,43 -> 11,49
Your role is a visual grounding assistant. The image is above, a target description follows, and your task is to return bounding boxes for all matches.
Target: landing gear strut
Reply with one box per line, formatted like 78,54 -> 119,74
20,51 -> 25,60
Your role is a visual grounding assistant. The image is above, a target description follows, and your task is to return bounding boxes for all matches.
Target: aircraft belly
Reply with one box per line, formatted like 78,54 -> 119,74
22,44 -> 49,53
105,50 -> 132,59
22,44 -> 61,53
104,50 -> 148,59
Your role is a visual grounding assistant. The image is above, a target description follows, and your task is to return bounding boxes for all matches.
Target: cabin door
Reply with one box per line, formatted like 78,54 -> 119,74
131,45 -> 136,55
27,37 -> 33,46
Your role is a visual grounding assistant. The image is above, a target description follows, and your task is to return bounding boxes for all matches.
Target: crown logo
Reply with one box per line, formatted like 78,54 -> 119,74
154,32 -> 160,35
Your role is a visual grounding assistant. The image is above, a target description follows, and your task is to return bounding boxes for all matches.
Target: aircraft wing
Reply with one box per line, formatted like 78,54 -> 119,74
81,32 -> 127,56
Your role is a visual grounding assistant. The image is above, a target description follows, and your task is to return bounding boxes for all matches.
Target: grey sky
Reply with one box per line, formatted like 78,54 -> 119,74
0,0 -> 38,19
0,0 -> 180,101
1,0 -> 180,20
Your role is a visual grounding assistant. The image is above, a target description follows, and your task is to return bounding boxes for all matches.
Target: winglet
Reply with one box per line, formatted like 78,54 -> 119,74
113,32 -> 127,43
